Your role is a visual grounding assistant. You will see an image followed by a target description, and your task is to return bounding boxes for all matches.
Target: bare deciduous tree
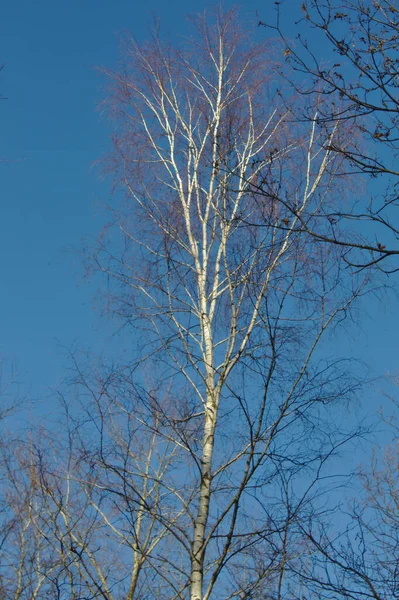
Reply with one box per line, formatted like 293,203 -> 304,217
87,8 -> 369,599
289,384 -> 399,600
266,0 -> 399,271
0,8 -> 372,600
0,439 -> 65,599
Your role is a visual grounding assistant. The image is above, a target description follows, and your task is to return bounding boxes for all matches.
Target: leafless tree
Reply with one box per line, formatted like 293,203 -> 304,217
82,8 -> 372,599
0,438 -> 66,599
265,0 -> 399,271
0,8 -> 371,600
287,378 -> 399,600
0,387 -> 177,600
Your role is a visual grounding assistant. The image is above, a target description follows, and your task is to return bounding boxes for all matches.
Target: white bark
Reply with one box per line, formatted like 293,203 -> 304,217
41,9 -> 366,599
107,23 -> 346,598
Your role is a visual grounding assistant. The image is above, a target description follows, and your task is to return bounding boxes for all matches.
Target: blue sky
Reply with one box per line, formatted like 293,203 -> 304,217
0,0 -> 397,426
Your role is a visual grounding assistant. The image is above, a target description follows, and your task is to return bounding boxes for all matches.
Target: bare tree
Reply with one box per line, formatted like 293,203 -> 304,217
0,8 -> 385,599
79,8 -> 373,600
266,0 -> 399,271
0,8 -> 372,600
287,380 -> 399,600
0,7 -> 368,600
0,438 -> 66,599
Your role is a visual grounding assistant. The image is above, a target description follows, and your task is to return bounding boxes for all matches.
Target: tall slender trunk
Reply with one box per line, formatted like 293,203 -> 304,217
190,391 -> 218,600
190,302 -> 218,600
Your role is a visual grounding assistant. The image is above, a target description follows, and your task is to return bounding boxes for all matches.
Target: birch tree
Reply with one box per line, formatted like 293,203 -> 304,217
65,7 -> 372,599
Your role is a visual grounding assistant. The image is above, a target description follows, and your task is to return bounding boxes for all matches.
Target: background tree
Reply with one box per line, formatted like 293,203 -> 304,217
287,380 -> 399,600
0,438 -> 65,599
267,0 -> 399,271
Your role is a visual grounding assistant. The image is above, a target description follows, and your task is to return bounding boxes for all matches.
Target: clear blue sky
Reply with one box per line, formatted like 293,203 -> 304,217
0,0 -> 397,424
